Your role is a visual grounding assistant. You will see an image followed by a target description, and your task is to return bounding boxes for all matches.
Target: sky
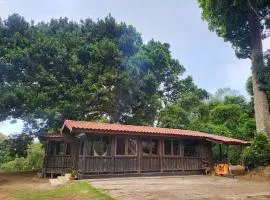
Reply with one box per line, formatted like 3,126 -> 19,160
0,0 -> 270,135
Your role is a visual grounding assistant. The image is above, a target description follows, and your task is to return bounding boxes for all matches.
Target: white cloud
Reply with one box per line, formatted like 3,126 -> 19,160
0,119 -> 24,135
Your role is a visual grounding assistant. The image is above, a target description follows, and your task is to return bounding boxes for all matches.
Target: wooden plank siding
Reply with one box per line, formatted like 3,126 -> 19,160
43,134 -> 213,177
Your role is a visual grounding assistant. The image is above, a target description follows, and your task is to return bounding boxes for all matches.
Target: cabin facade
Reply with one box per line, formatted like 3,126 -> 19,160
41,120 -> 248,179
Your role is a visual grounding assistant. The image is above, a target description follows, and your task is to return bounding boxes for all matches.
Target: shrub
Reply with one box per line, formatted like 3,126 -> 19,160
242,133 -> 270,169
0,142 -> 44,171
0,156 -> 31,171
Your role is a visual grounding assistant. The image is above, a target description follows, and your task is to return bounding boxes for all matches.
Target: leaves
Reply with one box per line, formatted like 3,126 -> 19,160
0,14 -> 189,133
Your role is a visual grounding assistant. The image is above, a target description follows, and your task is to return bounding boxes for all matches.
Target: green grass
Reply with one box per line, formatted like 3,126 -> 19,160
13,181 -> 113,200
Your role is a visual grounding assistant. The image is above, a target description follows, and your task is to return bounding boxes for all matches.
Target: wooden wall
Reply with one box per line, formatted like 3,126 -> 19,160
75,134 -> 213,176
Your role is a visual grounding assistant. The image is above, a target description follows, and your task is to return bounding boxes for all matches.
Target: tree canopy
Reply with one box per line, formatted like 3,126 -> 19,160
198,0 -> 270,136
0,14 -> 206,133
198,0 -> 270,59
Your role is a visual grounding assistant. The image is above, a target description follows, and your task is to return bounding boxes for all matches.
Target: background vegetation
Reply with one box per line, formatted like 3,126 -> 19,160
0,12 -> 270,170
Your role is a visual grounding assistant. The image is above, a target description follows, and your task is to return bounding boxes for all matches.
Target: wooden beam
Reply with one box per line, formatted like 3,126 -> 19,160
137,137 -> 141,173
160,138 -> 164,172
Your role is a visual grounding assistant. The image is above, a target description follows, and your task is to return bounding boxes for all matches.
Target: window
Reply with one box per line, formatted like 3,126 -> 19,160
55,142 -> 64,155
164,139 -> 180,156
116,137 -> 137,155
142,139 -> 159,155
80,140 -> 84,155
173,140 -> 180,155
48,142 -> 54,154
152,139 -> 158,155
59,143 -> 65,154
66,143 -> 71,155
164,140 -> 172,155
184,140 -> 198,157
142,139 -> 151,154
93,137 -> 109,156
116,138 -> 125,155
128,138 -> 137,155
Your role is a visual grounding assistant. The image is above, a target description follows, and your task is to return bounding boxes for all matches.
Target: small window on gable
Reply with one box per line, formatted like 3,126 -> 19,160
116,137 -> 137,155
142,139 -> 159,155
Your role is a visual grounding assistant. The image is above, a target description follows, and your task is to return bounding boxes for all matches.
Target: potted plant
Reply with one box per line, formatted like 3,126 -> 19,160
70,169 -> 78,180
65,168 -> 78,180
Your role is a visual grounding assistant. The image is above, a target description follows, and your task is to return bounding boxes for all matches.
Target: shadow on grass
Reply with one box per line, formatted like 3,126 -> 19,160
13,181 -> 114,200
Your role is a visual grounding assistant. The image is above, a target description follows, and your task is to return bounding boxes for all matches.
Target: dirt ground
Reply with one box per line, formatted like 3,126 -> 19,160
1,172 -> 270,200
90,175 -> 270,200
0,171 -> 52,200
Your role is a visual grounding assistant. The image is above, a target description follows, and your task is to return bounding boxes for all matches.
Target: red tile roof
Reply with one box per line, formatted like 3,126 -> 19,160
62,120 -> 248,145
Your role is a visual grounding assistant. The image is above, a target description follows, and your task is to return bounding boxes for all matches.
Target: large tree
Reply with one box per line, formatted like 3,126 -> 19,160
198,0 -> 270,136
0,14 -> 201,133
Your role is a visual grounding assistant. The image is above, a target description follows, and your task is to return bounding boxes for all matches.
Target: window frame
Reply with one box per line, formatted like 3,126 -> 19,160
163,139 -> 181,156
142,138 -> 160,156
115,137 -> 137,156
183,140 -> 199,158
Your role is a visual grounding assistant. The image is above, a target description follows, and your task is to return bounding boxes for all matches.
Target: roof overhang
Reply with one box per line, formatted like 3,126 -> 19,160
61,120 -> 249,145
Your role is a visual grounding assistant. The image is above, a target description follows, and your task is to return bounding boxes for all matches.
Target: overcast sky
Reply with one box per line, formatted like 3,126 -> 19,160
0,0 -> 270,135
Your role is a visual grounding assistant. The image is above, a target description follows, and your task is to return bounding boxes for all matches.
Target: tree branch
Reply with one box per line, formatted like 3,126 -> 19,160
247,0 -> 270,20
262,32 -> 270,39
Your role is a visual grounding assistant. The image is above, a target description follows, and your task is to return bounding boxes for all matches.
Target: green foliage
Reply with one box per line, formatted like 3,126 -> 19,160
0,14 -> 193,132
0,142 -> 44,171
242,133 -> 270,168
14,182 -> 113,200
210,104 -> 243,130
198,0 -> 270,59
158,104 -> 188,129
5,133 -> 34,158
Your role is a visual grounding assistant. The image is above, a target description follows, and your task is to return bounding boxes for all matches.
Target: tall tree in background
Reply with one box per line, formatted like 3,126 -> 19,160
198,0 -> 270,136
0,14 -> 199,133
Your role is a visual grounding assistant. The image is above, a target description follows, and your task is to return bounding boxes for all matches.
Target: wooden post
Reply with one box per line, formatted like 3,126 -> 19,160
111,136 -> 116,174
219,144 -> 223,162
180,140 -> 184,171
160,138 -> 163,172
82,137 -> 86,174
137,137 -> 141,174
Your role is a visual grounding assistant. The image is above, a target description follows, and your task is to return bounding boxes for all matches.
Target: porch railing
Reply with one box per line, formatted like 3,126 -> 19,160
80,156 -> 202,174
45,155 -> 75,169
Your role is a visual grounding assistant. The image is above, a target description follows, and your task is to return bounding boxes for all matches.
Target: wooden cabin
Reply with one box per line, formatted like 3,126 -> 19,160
41,120 -> 248,179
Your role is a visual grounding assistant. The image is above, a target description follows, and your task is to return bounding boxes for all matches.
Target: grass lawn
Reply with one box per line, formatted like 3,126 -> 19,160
13,181 -> 113,200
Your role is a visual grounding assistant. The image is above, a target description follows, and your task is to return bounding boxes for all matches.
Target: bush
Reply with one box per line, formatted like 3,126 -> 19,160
0,142 -> 44,171
242,133 -> 270,169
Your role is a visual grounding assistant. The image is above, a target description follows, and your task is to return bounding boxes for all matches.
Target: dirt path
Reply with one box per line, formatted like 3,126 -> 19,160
1,172 -> 270,200
90,175 -> 270,200
0,171 -> 52,200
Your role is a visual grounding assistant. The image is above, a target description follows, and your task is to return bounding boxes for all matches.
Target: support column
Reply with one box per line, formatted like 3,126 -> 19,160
160,138 -> 164,172
111,136 -> 116,173
219,144 -> 223,162
137,137 -> 141,174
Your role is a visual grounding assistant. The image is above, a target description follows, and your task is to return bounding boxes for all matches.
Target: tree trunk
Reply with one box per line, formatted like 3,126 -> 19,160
249,11 -> 270,137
